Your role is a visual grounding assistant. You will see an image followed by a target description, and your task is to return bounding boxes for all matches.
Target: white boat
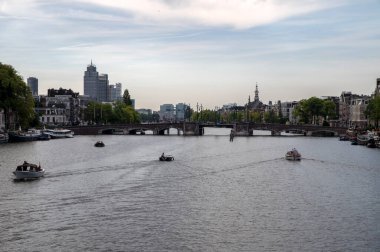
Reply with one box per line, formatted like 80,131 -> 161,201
44,128 -> 74,139
286,148 -> 301,161
13,161 -> 45,180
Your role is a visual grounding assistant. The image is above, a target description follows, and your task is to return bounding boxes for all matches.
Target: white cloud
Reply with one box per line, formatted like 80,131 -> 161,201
80,0 -> 347,29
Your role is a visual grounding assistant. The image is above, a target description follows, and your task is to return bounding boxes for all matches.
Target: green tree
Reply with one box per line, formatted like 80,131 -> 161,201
0,63 -> 35,130
322,100 -> 336,120
365,96 -> 380,128
111,101 -> 140,123
293,99 -> 310,124
249,111 -> 262,123
294,97 -> 334,125
264,110 -> 278,123
122,89 -> 132,106
307,97 -> 324,124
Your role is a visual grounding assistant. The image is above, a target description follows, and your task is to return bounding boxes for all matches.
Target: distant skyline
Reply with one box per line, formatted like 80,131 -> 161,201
1,0 -> 379,110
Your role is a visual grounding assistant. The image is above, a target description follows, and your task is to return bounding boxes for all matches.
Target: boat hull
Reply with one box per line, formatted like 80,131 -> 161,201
285,155 -> 301,161
159,156 -> 174,161
0,133 -> 8,144
8,131 -> 43,142
44,129 -> 74,139
94,141 -> 105,147
13,170 -> 45,180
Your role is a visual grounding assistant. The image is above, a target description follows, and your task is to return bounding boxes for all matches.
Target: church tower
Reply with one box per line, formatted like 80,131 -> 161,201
254,83 -> 259,102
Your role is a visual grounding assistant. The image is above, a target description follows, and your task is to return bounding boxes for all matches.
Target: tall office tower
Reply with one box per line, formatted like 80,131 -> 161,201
27,77 -> 38,96
108,82 -> 122,101
84,61 -> 99,101
115,83 -> 122,100
97,74 -> 109,102
84,61 -> 109,102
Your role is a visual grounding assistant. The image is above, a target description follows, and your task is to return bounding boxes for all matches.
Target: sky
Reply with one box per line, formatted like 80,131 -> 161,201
1,0 -> 379,110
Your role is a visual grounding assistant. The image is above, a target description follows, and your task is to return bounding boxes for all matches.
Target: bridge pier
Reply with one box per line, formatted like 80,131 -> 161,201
234,123 -> 252,136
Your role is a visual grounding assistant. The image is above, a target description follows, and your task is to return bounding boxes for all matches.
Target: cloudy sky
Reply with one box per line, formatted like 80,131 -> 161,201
1,0 -> 379,110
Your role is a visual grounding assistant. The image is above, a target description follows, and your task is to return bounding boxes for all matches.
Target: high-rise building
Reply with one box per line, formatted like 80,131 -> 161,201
175,103 -> 190,122
27,77 -> 38,96
109,82 -> 122,101
97,74 -> 109,102
83,61 -> 99,101
159,104 -> 175,122
83,61 -> 109,102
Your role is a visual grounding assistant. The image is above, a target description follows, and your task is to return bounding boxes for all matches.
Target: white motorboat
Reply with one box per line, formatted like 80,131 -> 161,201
286,148 -> 301,161
44,128 -> 74,139
13,161 -> 45,180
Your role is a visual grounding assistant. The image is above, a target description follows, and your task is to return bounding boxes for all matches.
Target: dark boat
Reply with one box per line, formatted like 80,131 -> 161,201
367,138 -> 376,148
8,129 -> 45,142
339,135 -> 349,141
159,155 -> 174,161
94,141 -> 105,147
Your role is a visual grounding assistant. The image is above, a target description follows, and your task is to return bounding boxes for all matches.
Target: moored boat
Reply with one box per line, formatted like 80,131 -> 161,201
286,148 -> 301,161
44,128 -> 74,139
13,161 -> 45,180
8,129 -> 45,142
356,133 -> 369,145
367,138 -> 376,148
0,132 -> 8,144
339,135 -> 349,141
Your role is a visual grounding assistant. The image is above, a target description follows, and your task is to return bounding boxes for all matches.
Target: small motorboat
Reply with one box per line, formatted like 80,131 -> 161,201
285,148 -> 301,161
94,141 -> 105,147
13,161 -> 45,180
159,154 -> 174,161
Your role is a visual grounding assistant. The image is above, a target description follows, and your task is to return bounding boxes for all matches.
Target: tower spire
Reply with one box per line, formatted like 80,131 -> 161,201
254,82 -> 259,102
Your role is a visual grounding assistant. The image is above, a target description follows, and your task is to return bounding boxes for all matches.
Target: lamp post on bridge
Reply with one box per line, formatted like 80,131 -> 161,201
196,102 -> 199,122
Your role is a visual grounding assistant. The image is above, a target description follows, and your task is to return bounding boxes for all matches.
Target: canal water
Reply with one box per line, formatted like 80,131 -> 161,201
0,128 -> 379,251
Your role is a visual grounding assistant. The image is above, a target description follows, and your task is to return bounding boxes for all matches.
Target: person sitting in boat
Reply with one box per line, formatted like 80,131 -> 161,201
161,153 -> 165,158
22,161 -> 28,171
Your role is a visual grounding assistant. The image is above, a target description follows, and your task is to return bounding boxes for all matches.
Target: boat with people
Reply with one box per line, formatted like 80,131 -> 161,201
13,161 -> 45,180
44,128 -> 74,139
94,141 -> 105,147
285,148 -> 301,161
159,153 -> 174,161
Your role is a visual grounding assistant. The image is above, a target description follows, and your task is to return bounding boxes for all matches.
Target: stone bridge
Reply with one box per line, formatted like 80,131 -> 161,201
67,123 -> 347,137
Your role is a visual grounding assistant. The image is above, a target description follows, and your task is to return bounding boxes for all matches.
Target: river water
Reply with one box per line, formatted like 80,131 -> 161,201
0,128 -> 379,251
